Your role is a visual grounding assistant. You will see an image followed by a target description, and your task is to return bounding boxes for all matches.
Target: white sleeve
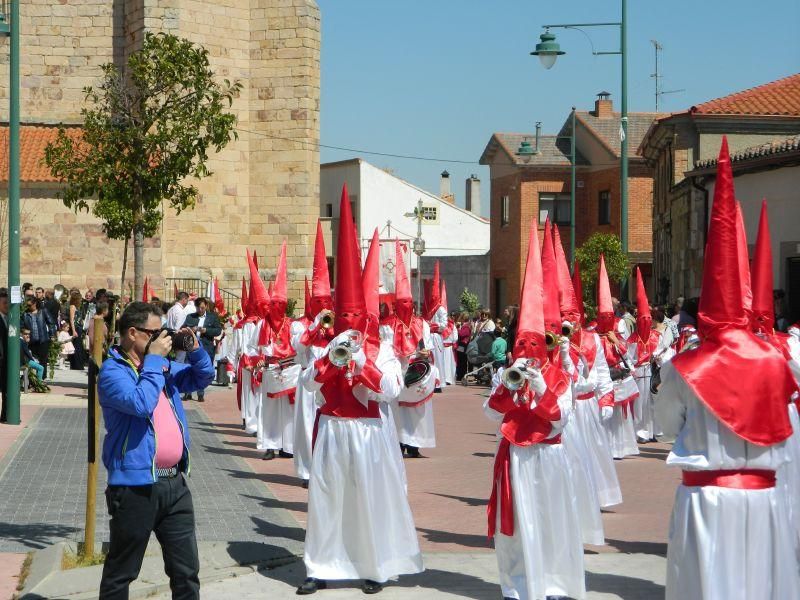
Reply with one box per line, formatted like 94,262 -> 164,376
593,339 -> 614,400
432,307 -> 448,328
375,351 -> 404,402
421,320 -> 433,351
573,355 -> 598,396
483,369 -> 505,422
654,361 -> 687,442
290,321 -> 311,367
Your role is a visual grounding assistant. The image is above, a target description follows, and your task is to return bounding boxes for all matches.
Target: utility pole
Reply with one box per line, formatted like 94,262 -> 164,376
650,40 -> 684,112
1,2 -> 21,425
404,199 -> 426,309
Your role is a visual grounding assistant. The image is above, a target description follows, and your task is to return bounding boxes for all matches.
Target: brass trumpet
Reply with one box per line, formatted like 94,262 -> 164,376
328,329 -> 363,368
561,322 -> 574,338
545,331 -> 565,351
320,311 -> 334,329
501,359 -> 536,391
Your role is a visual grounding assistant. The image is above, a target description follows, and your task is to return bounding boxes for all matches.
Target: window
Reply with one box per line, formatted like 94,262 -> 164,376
598,190 -> 611,225
421,205 -> 439,222
325,203 -> 333,218
501,195 -> 510,227
538,193 -> 571,225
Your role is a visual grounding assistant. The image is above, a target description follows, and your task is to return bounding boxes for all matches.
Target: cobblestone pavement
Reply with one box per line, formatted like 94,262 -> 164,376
0,404 -> 302,555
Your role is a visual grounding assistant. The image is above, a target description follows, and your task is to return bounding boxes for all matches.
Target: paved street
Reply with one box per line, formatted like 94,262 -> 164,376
0,369 -> 678,598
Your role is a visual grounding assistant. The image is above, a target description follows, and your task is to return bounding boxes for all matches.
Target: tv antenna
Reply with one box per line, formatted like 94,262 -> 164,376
651,40 -> 684,112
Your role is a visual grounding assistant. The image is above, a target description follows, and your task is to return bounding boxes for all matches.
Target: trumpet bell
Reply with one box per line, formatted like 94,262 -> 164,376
501,366 -> 527,391
545,331 -> 559,351
320,312 -> 334,328
329,344 -> 352,368
561,322 -> 574,338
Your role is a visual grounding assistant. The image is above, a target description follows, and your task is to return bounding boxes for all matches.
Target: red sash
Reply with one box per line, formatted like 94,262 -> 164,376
682,469 -> 775,489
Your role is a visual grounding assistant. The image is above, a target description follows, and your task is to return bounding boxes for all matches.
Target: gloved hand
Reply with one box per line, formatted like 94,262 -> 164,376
559,336 -> 571,355
527,366 -> 547,396
311,310 -> 333,332
512,357 -> 530,370
351,348 -> 367,370
601,405 -> 614,422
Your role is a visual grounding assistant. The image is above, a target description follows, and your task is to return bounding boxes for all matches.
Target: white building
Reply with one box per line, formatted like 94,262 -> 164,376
320,159 -> 490,310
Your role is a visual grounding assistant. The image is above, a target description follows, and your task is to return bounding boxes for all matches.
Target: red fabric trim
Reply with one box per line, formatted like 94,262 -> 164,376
398,390 -> 435,408
576,392 -> 595,401
597,391 -> 615,409
266,387 -> 297,405
682,469 -> 776,489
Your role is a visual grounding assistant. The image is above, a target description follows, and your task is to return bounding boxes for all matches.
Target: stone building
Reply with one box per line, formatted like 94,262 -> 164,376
639,73 -> 800,305
480,93 -> 659,314
0,0 -> 321,303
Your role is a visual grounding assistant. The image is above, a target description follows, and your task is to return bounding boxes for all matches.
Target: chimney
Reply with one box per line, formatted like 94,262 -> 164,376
440,170 -> 451,199
465,174 -> 480,215
593,91 -> 613,119
534,121 -> 542,153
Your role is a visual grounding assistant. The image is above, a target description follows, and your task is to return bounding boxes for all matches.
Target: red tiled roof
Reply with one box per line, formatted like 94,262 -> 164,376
0,124 -> 82,183
690,73 -> 800,116
693,133 -> 800,170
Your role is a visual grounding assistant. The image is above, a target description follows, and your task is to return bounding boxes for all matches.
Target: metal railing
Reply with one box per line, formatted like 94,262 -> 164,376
163,278 -> 241,312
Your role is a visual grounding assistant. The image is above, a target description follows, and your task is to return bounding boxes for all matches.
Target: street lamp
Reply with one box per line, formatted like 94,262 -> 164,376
404,199 -> 426,310
531,0 -> 630,291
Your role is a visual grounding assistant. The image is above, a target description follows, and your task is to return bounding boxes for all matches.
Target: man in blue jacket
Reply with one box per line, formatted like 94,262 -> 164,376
98,302 -> 214,600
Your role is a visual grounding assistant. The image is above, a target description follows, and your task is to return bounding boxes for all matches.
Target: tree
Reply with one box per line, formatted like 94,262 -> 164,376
459,287 -> 480,314
575,233 -> 630,304
44,32 -> 241,294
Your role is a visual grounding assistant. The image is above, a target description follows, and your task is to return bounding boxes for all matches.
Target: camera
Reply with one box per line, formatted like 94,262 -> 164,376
154,328 -> 195,352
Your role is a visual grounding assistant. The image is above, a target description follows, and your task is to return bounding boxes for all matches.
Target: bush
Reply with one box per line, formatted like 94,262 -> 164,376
459,288 -> 480,314
575,233 -> 630,304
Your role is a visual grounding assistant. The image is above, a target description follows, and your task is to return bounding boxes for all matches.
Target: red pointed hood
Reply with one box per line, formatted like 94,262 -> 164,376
247,249 -> 269,320
304,277 -> 312,320
240,277 -> 249,317
142,277 -> 149,302
671,137 -> 794,446
394,240 -> 414,325
572,261 -> 585,325
513,221 -> 546,364
751,200 -> 775,333
425,261 -> 442,319
334,184 -> 368,334
552,225 -> 580,323
735,202 -> 753,318
253,250 -> 259,271
634,267 -> 652,338
310,219 -> 333,316
213,277 -> 225,314
267,241 -> 288,330
595,254 -> 614,333
363,228 -> 381,320
440,280 -> 449,314
540,219 -> 561,335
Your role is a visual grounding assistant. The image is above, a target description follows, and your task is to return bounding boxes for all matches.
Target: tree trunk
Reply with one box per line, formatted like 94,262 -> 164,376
120,234 -> 130,296
134,228 -> 144,302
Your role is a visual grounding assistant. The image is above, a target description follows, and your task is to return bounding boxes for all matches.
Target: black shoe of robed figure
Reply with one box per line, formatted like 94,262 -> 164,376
301,479 -> 309,489
262,449 -> 276,461
434,388 -> 443,394
182,394 -> 193,401
362,580 -> 384,594
279,450 -> 294,459
242,419 -> 246,430
405,446 -> 421,459
296,578 -> 326,595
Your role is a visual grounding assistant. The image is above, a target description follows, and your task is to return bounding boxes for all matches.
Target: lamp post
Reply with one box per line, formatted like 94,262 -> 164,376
404,199 -> 426,310
531,0 -> 629,286
1,1 -> 21,425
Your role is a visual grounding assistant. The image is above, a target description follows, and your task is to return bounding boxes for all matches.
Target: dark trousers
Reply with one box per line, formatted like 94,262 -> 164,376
100,475 -> 199,600
456,350 -> 468,381
29,340 -> 49,378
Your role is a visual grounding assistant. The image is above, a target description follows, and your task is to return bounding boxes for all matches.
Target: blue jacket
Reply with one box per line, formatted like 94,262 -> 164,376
99,346 -> 214,486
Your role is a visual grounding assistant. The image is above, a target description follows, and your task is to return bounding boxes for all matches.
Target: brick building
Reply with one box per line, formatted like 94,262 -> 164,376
0,0 -> 321,302
480,93 -> 659,314
639,73 -> 800,305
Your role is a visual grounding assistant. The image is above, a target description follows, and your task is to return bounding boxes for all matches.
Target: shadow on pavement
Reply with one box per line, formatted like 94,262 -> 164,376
250,515 -> 306,543
605,538 -> 668,556
202,443 -> 265,461
0,522 -> 79,550
226,540 -> 299,567
472,452 -> 494,458
429,492 -> 488,507
417,527 -> 493,549
393,567 -> 500,600
240,493 -> 308,514
222,467 -> 305,488
587,570 -> 665,598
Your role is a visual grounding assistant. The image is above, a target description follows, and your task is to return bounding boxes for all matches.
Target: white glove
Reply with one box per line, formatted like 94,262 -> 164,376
352,348 -> 367,370
331,331 -> 355,347
559,336 -> 570,355
512,357 -> 530,370
311,310 -> 331,332
601,405 -> 614,422
527,367 -> 547,396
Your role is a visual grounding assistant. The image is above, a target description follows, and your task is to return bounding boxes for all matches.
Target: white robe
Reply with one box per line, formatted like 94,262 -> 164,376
604,341 -> 639,458
657,361 -> 800,600
572,333 -> 622,507
290,319 -> 319,481
430,306 -> 454,386
301,342 -> 423,582
777,338 -> 800,553
485,369 -> 586,600
257,322 -> 297,454
382,321 -> 438,449
239,321 -> 260,434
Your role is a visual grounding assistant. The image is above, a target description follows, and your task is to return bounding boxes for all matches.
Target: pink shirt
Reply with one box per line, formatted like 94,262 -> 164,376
152,390 -> 184,468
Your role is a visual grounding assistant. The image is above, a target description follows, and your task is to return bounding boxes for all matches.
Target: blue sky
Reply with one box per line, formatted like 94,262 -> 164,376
317,1 -> 800,217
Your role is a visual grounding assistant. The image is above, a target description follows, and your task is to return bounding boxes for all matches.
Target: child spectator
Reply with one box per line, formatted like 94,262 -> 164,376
57,321 -> 75,369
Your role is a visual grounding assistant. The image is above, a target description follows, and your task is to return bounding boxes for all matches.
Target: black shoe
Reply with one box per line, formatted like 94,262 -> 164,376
399,443 -> 407,455
362,580 -> 384,594
242,419 -> 246,430
434,387 -> 443,394
406,446 -> 421,459
297,578 -> 326,595
182,394 -> 193,401
262,449 -> 276,461
197,394 -> 204,402
301,479 -> 309,489
279,450 -> 294,459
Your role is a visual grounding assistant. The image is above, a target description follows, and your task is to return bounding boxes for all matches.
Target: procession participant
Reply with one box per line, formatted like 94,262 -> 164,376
748,199 -> 800,551
542,220 -> 604,546
486,220 -> 585,600
629,268 -> 663,443
229,279 -> 249,388
426,261 -> 450,389
297,190 -> 423,595
596,255 -> 639,459
657,138 -> 800,600
238,254 -> 269,435
554,226 -> 621,508
291,221 -> 335,487
439,281 -> 458,385
362,228 -> 406,485
383,241 -> 437,458
258,241 -> 298,460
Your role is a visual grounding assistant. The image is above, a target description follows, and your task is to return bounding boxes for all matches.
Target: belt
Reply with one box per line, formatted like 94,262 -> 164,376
576,392 -> 595,400
681,469 -> 775,490
156,466 -> 180,479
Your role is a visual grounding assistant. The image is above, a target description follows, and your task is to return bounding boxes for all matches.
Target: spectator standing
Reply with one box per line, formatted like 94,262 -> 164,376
182,298 -> 221,402
455,312 -> 472,381
34,287 -> 46,310
0,292 -> 8,422
22,297 -> 53,379
43,289 -> 61,331
56,322 -> 75,369
489,329 -> 507,369
68,289 -> 87,370
473,309 -> 495,337
166,292 -> 190,331
97,302 -> 213,599
87,302 -> 110,356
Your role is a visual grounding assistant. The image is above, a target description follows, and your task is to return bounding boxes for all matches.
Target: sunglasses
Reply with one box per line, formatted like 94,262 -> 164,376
134,327 -> 162,337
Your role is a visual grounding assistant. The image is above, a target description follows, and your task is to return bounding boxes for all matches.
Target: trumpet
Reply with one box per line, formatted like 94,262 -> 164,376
501,359 -> 536,391
319,311 -> 334,329
561,322 -> 574,338
328,329 -> 364,368
545,331 -> 566,351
